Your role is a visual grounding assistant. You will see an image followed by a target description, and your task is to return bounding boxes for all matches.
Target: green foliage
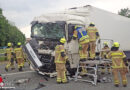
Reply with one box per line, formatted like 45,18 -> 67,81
0,8 -> 2,14
118,8 -> 130,18
0,49 -> 5,53
0,49 -> 6,61
0,56 -> 6,61
0,8 -> 26,46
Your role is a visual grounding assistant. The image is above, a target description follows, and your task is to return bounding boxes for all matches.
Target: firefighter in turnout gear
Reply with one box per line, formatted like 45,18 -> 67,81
55,38 -> 68,84
73,25 -> 89,75
100,42 -> 111,74
86,22 -> 100,59
5,43 -> 15,71
14,42 -> 24,71
101,42 -> 110,59
107,42 -> 128,87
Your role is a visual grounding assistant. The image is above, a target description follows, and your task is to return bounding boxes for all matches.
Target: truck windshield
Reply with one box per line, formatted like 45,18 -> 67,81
32,23 -> 65,39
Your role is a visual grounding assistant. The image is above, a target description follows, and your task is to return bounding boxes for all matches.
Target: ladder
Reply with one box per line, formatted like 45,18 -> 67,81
74,60 -> 111,85
74,60 -> 98,85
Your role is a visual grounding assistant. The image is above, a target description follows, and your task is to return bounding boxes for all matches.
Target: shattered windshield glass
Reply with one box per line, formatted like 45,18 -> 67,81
32,23 -> 65,39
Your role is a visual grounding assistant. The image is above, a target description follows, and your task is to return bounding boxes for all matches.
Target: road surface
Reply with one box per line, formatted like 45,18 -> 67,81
0,62 -> 130,90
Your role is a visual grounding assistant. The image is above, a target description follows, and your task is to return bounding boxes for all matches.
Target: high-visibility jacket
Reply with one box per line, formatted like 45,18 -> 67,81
14,47 -> 24,59
6,48 -> 14,59
101,47 -> 110,58
86,26 -> 99,42
107,50 -> 126,69
73,27 -> 89,44
55,45 -> 67,64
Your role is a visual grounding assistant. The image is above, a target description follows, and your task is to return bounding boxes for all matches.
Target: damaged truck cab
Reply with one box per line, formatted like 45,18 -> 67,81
29,13 -> 88,74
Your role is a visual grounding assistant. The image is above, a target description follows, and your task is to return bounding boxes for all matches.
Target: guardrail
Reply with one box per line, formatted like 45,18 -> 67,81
0,53 -> 5,56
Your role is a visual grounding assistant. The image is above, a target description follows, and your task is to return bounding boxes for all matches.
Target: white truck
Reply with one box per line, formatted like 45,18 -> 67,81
25,5 -> 130,75
29,13 -> 86,72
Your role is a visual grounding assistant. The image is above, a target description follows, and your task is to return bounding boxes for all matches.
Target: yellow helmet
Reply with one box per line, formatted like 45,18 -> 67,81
74,25 -> 82,29
103,42 -> 108,45
90,22 -> 95,25
7,43 -> 12,47
60,38 -> 66,44
17,42 -> 21,46
113,42 -> 120,47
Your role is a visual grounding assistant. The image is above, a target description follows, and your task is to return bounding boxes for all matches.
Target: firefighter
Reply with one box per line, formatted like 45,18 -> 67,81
100,42 -> 111,74
5,43 -> 15,71
55,38 -> 68,84
73,25 -> 89,75
101,42 -> 110,59
86,22 -> 100,59
14,42 -> 24,71
107,42 -> 128,87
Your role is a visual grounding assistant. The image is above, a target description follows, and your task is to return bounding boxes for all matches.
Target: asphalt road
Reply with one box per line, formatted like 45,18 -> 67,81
0,62 -> 130,90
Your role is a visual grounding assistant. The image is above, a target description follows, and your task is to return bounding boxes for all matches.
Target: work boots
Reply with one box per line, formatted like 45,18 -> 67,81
123,84 -> 127,87
19,66 -> 23,71
114,84 -> 119,87
57,82 -> 61,84
114,84 -> 127,87
5,67 -> 8,72
80,58 -> 86,62
11,67 -> 15,70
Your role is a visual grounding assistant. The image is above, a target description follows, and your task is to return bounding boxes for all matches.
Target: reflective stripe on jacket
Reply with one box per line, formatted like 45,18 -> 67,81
6,48 -> 13,59
55,45 -> 67,64
14,48 -> 23,59
86,26 -> 98,41
73,27 -> 89,43
107,50 -> 126,68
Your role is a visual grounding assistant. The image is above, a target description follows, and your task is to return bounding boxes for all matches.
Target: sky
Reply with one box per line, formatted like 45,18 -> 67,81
0,0 -> 130,38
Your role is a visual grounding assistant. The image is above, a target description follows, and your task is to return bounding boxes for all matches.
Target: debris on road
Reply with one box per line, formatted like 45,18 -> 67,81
14,78 -> 30,85
35,82 -> 46,90
98,77 -> 112,83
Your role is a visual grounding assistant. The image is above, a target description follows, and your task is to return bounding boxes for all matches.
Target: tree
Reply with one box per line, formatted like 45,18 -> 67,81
0,8 -> 2,14
118,8 -> 130,18
0,8 -> 26,47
